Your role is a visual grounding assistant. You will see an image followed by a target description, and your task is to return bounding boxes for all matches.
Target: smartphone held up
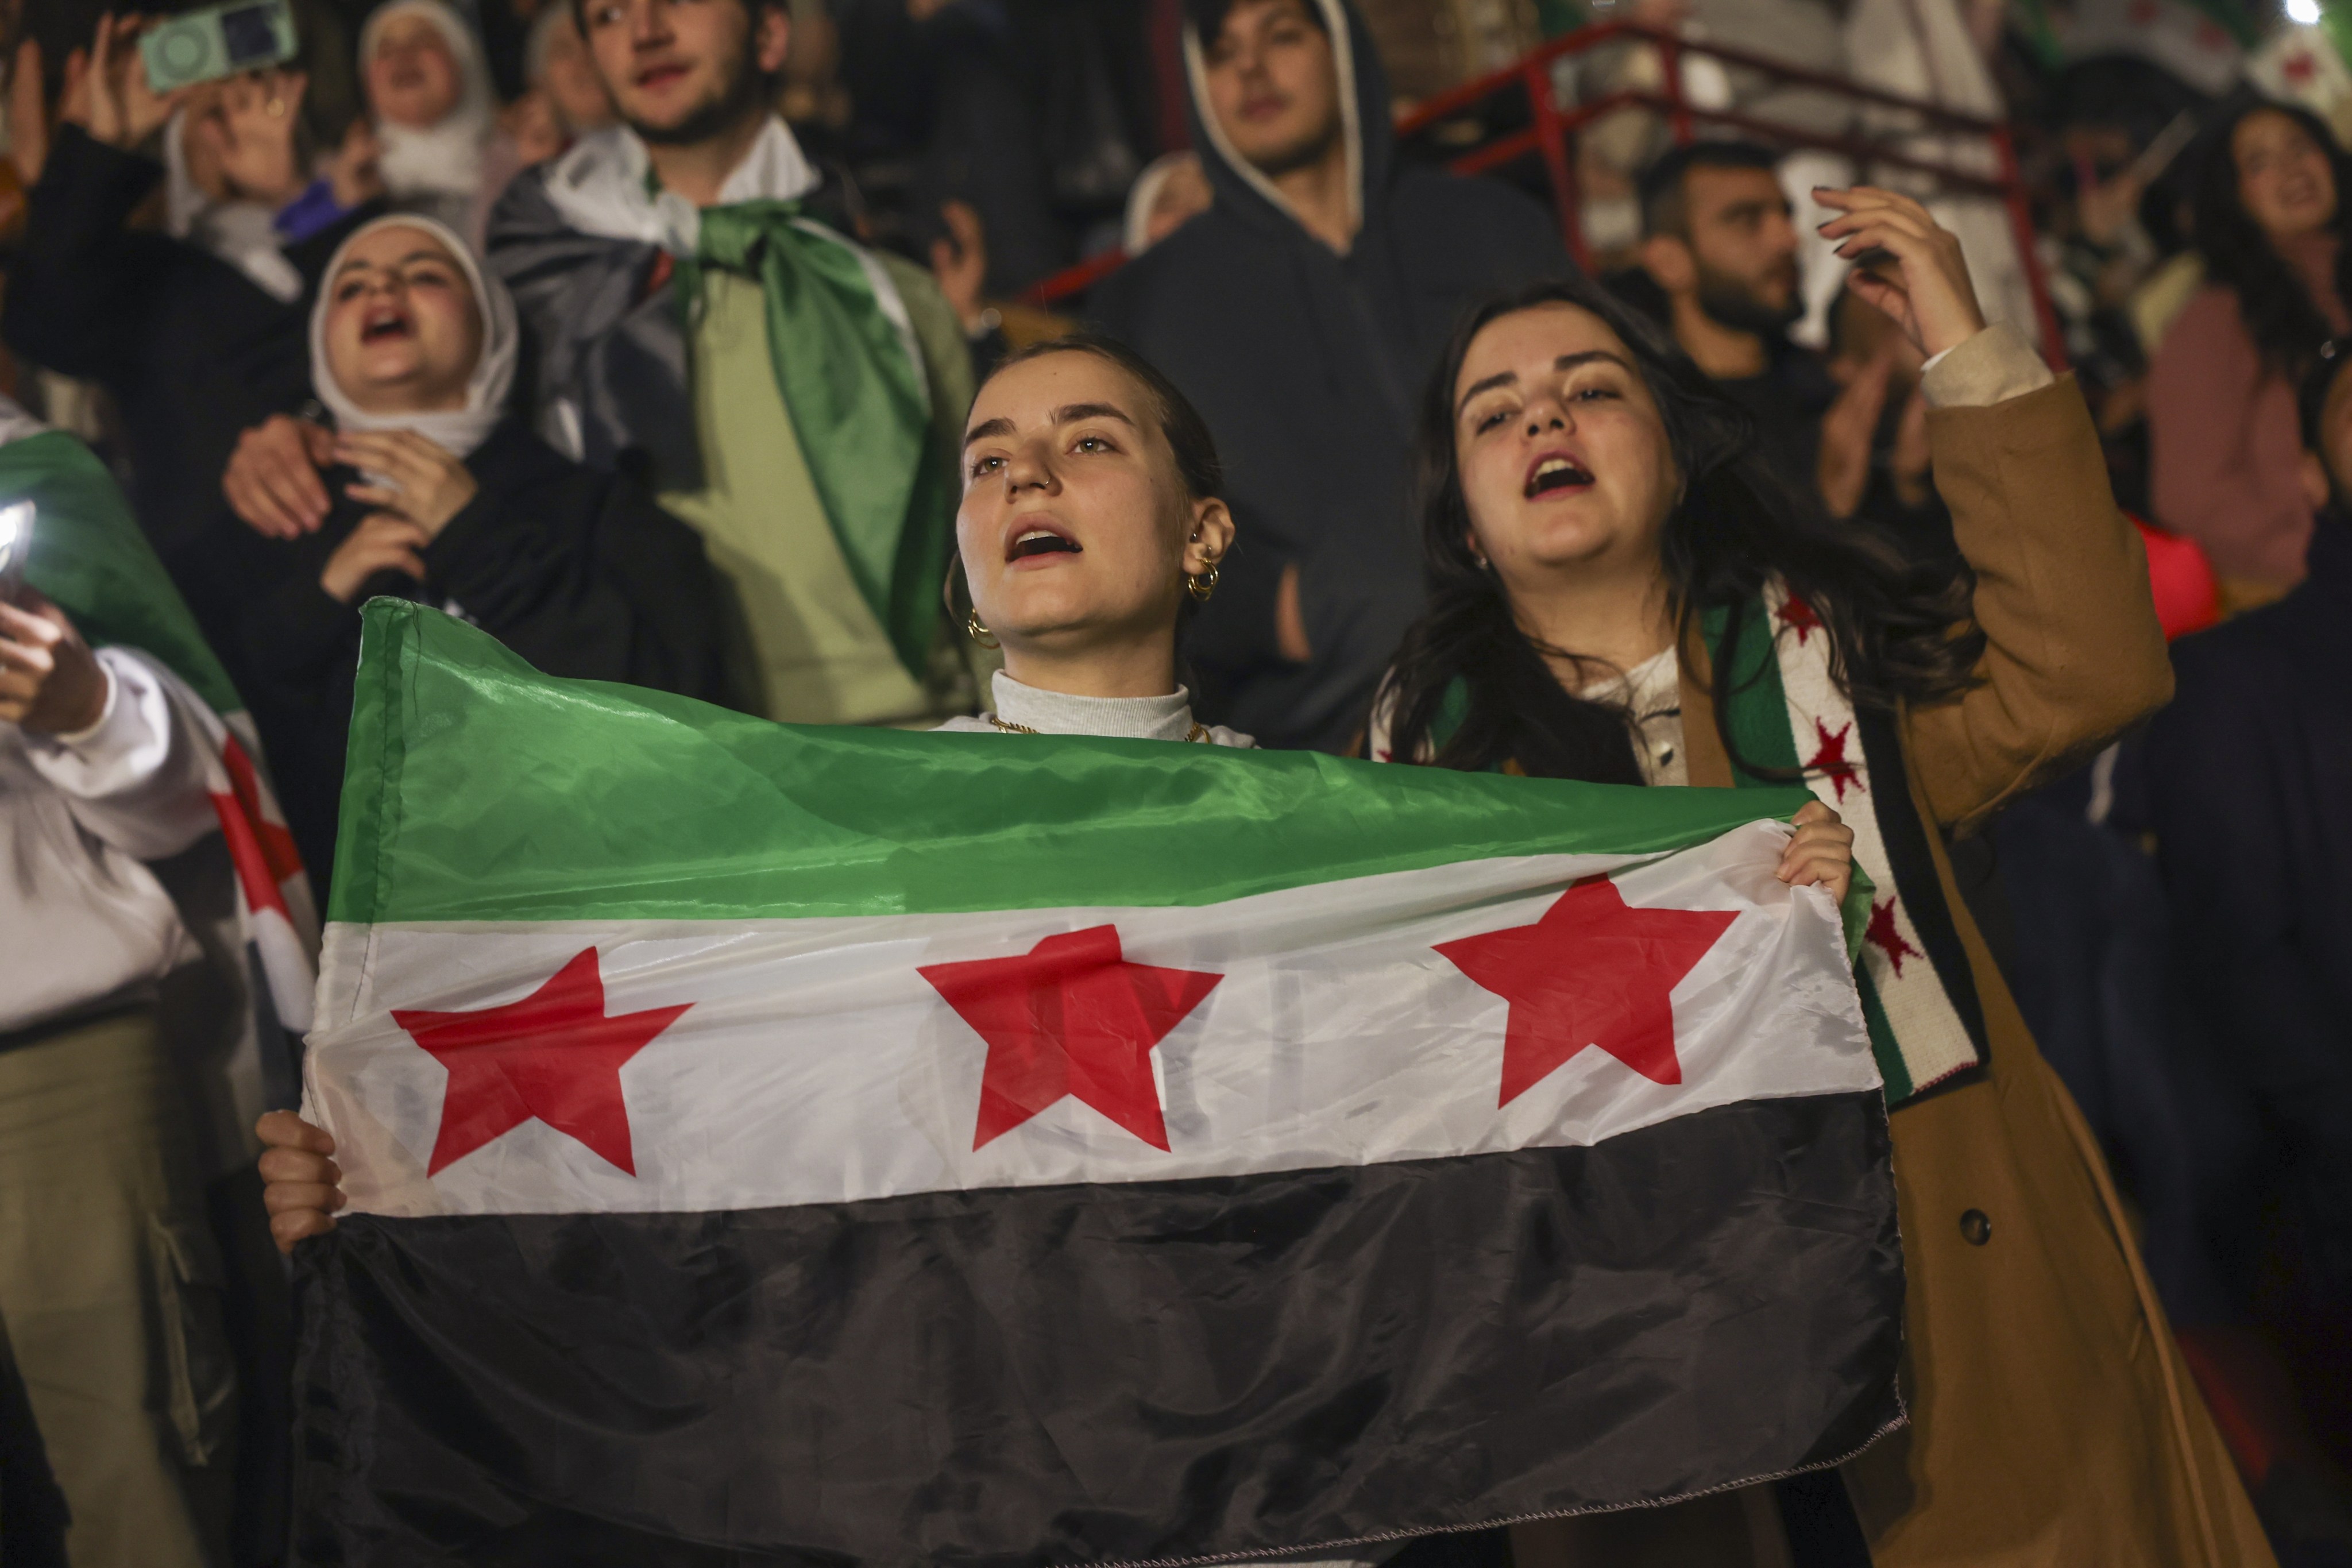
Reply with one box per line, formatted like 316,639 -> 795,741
140,0 -> 297,93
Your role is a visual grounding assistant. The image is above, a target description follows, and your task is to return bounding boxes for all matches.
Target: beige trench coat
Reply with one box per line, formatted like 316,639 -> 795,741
1517,375 -> 2274,1567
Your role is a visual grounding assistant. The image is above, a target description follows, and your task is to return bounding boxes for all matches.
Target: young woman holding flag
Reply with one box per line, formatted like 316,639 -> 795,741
1371,192 -> 2268,1564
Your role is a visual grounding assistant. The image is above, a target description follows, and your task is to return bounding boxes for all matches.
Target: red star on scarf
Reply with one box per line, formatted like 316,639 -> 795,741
1805,719 -> 1862,802
921,926 -> 1222,1152
1863,897 -> 1923,978
1436,878 -> 1737,1106
209,736 -> 303,918
396,948 -> 691,1176
1776,593 -> 1823,645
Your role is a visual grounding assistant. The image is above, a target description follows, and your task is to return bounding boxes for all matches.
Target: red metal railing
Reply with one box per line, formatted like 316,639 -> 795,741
1022,20 -> 2065,366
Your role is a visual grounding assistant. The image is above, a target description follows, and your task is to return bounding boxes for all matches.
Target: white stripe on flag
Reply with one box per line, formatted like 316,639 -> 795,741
306,822 -> 1875,1218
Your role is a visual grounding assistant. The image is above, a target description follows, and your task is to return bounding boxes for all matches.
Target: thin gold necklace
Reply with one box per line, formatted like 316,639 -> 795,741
988,713 -> 1210,743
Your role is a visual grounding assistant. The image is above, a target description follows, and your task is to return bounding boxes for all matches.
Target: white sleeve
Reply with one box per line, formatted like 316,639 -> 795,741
22,647 -> 218,861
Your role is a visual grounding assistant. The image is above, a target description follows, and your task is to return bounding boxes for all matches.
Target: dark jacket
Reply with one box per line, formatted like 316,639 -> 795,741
2144,509 -> 2352,1280
1088,0 -> 1571,752
225,419 -> 735,895
1,126 -> 376,562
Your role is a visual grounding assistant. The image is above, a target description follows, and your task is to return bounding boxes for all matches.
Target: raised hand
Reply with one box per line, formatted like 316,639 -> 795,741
928,198 -> 990,335
8,38 -> 50,187
335,430 -> 480,536
78,14 -> 183,151
202,68 -> 308,205
1813,186 -> 1987,361
0,591 -> 109,735
327,115 -> 384,208
1817,347 -> 1895,521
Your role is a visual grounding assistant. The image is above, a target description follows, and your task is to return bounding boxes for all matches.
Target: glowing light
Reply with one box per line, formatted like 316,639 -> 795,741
2288,0 -> 2323,28
0,502 -> 30,576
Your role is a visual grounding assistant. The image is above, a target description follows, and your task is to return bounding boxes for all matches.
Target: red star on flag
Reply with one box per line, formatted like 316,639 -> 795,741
1805,719 -> 1862,802
1863,897 -> 1922,977
395,948 -> 690,1176
211,735 -> 303,919
1776,593 -> 1822,645
1436,878 -> 1737,1106
921,925 -> 1222,1152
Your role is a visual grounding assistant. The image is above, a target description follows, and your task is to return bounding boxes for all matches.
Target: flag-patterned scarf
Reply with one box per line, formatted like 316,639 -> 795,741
1707,581 -> 1988,1102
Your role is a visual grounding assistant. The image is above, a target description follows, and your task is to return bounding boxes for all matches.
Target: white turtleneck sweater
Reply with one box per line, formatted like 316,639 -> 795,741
933,671 -> 1257,747
0,647 -> 215,1036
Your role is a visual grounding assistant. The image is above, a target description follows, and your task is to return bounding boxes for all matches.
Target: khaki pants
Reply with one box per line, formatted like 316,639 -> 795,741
0,1007 -> 235,1568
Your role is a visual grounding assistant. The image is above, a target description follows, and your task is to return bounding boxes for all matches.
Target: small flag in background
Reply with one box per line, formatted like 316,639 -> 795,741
295,601 -> 1904,1567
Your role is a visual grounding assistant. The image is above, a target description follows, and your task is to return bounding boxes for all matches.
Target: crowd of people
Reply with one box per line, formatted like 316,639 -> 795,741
0,0 -> 2348,1563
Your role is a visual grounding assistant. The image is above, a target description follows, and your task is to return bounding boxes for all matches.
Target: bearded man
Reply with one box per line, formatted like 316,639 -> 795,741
1635,140 -> 1912,527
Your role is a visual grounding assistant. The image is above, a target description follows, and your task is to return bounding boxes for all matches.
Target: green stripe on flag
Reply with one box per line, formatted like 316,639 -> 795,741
2,431 -> 243,717
334,601 -> 1820,926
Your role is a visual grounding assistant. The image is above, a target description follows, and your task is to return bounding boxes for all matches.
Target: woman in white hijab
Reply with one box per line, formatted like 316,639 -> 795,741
358,0 -> 518,244
223,213 -> 731,888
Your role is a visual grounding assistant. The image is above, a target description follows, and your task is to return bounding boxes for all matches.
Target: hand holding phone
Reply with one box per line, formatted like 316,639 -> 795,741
76,14 -> 180,151
142,0 -> 298,94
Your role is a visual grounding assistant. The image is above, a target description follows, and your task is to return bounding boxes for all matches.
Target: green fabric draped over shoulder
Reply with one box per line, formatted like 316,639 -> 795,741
0,430 -> 241,716
681,202 -> 959,681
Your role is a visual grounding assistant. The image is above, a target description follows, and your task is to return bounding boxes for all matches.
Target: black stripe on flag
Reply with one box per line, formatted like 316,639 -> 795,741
291,1092 -> 1903,1566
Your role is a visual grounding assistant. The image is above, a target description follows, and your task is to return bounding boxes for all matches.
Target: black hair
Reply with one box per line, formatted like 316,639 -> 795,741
2191,94 -> 2352,381
1183,0 -> 1327,46
1637,140 -> 1784,240
1380,275 -> 1983,781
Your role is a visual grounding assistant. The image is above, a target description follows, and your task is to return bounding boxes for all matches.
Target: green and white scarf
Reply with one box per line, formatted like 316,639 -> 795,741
542,120 -> 955,680
1708,579 -> 1988,1103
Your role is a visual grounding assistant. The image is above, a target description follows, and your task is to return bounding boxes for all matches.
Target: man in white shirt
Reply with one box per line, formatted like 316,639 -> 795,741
0,588 -> 238,1567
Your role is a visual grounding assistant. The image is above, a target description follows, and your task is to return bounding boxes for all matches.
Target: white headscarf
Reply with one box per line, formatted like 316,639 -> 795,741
310,213 -> 519,459
162,110 -> 304,303
361,0 -> 496,203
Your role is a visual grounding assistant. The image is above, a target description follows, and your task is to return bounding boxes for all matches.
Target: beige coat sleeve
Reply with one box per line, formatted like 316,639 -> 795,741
1903,331 -> 2172,835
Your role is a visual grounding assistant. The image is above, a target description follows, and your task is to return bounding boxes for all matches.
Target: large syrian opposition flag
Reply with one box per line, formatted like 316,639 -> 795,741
293,603 -> 1904,1567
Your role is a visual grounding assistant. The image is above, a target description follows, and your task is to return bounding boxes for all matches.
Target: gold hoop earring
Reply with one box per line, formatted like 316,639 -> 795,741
965,607 -> 999,648
1185,562 -> 1220,601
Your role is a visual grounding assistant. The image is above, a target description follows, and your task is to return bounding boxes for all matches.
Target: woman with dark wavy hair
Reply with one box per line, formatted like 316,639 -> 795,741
1373,188 -> 2270,1566
2150,96 -> 2352,596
